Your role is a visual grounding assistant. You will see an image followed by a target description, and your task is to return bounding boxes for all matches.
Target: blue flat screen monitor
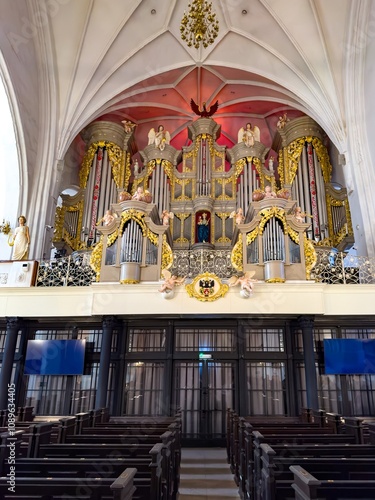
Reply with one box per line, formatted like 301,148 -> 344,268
24,339 -> 86,375
324,339 -> 375,374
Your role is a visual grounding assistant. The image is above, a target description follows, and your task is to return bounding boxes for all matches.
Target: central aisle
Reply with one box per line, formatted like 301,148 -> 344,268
178,448 -> 241,499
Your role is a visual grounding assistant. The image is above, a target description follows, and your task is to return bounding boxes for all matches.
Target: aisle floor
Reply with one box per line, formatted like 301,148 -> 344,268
178,447 -> 240,499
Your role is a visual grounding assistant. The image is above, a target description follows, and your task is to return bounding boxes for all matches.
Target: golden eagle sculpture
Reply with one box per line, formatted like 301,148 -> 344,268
190,99 -> 219,118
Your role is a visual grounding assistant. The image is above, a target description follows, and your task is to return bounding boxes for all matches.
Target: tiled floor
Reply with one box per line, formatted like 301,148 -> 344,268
178,448 -> 240,499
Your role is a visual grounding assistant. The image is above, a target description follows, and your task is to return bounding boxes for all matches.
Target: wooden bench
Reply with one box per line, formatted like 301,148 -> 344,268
2,443 -> 165,500
0,466 -> 136,500
258,442 -> 375,500
291,465 -> 375,500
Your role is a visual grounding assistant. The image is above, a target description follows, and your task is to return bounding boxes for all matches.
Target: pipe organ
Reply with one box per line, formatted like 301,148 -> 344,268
53,114 -> 354,283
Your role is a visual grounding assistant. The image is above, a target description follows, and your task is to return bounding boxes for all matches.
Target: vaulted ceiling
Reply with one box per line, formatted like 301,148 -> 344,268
19,0 -> 352,157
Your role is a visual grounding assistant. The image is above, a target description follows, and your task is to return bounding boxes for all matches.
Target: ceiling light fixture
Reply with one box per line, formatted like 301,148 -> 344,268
180,0 -> 219,49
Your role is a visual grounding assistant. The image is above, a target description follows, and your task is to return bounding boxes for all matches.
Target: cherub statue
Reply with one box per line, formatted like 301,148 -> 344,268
237,122 -> 260,147
264,185 -> 277,199
230,207 -> 245,225
228,271 -> 257,297
122,120 -> 137,134
148,125 -> 171,151
97,209 -> 116,226
158,269 -> 185,293
161,210 -> 174,226
294,206 -> 312,223
276,113 -> 289,130
132,186 -> 145,201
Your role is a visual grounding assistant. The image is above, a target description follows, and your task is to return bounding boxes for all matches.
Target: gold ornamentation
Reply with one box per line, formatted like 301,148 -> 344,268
186,272 -> 229,302
120,279 -> 140,285
0,220 -> 11,235
80,141 -> 124,188
277,148 -> 286,186
162,234 -> 173,270
266,277 -> 286,283
311,137 -> 332,183
132,160 -> 156,194
119,210 -> 147,235
246,228 -> 259,246
285,136 -> 332,186
287,137 -> 306,185
147,228 -> 159,246
252,157 -> 265,189
180,0 -> 219,49
258,207 -> 287,235
53,206 -> 65,242
234,158 -> 247,179
107,143 -> 124,188
90,238 -> 103,281
123,152 -> 131,191
231,234 -> 243,271
304,235 -> 317,279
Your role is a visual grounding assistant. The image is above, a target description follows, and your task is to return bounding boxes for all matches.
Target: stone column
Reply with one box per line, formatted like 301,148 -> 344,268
0,318 -> 21,409
95,316 -> 116,409
299,315 -> 319,410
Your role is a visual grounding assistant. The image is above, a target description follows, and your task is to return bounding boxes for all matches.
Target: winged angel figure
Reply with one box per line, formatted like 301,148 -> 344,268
237,123 -> 260,147
148,125 -> 171,151
228,271 -> 257,298
158,269 -> 186,294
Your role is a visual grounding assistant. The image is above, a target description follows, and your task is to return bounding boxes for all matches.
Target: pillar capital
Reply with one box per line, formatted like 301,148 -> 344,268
102,315 -> 116,329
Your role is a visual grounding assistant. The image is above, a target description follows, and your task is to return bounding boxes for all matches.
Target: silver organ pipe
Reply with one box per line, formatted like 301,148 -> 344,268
82,151 -> 97,238
244,161 -> 249,209
313,149 -> 328,239
121,220 -> 143,263
263,219 -> 285,262
98,150 -> 108,222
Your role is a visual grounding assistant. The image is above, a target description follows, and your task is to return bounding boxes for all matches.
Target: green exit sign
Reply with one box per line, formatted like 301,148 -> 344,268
199,353 -> 212,360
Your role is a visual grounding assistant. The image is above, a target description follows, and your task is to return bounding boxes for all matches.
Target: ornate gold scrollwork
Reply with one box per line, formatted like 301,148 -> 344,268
90,238 -> 103,281
304,235 -> 317,279
79,141 -> 124,189
246,228 -> 259,246
258,207 -> 287,235
234,158 -> 247,179
231,234 -> 243,271
285,136 -> 332,186
123,151 -> 131,191
162,234 -> 173,271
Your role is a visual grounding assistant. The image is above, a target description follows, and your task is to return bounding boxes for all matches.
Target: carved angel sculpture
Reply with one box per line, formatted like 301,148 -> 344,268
121,120 -> 137,134
229,208 -> 245,225
237,123 -> 260,147
161,210 -> 174,226
228,271 -> 257,297
159,269 -> 185,293
148,125 -> 171,151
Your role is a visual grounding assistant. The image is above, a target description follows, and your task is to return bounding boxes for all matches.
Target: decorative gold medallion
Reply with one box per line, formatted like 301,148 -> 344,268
185,272 -> 229,302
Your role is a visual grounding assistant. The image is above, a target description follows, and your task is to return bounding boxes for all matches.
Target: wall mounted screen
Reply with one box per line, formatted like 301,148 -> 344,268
24,339 -> 85,375
324,339 -> 375,374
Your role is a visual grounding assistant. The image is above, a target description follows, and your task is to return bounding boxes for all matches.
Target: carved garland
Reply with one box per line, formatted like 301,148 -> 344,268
258,207 -> 287,234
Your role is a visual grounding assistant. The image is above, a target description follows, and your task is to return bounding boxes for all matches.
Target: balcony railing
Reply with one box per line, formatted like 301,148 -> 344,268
35,248 -> 375,287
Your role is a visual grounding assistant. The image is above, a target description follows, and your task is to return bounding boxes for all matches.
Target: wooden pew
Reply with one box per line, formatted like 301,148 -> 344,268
291,465 -> 375,500
0,466 -> 137,500
259,443 -> 375,500
2,443 -> 164,500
